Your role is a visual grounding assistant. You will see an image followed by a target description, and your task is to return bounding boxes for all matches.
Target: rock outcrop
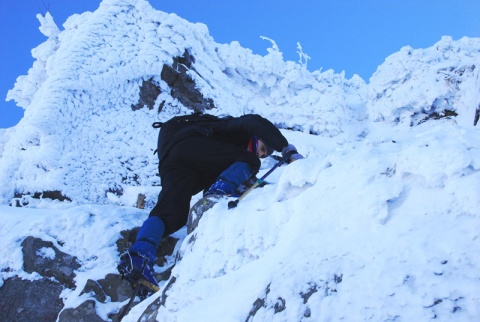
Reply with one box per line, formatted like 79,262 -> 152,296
0,233 -> 179,322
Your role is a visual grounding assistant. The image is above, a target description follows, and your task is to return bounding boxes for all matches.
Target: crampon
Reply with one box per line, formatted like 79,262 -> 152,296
117,251 -> 159,298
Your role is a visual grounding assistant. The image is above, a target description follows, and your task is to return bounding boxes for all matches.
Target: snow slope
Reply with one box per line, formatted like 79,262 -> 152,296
1,0 -> 479,321
150,123 -> 480,322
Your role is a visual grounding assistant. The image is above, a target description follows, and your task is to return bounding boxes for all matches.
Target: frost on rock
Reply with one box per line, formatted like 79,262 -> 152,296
367,36 -> 480,127
0,0 -> 366,205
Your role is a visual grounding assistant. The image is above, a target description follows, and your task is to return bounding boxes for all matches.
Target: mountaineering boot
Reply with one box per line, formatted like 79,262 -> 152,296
117,251 -> 159,297
205,161 -> 253,197
117,216 -> 165,296
189,163 -> 255,233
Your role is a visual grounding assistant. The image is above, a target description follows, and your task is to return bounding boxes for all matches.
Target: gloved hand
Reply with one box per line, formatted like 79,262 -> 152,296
282,144 -> 304,163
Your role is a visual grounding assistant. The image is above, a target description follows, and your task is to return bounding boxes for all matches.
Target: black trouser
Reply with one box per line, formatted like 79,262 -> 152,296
149,135 -> 258,236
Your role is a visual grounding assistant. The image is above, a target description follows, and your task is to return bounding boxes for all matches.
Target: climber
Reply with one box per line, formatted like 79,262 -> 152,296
117,113 -> 304,292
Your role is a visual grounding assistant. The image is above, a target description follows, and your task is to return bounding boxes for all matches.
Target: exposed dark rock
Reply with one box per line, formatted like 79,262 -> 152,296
130,50 -> 216,114
97,274 -> 132,302
300,284 -> 318,304
161,50 -> 216,112
0,277 -> 64,322
1,231 -> 182,322
136,297 -> 161,322
242,277 -> 343,321
11,190 -> 72,207
112,298 -> 143,322
2,233 -> 182,321
334,273 -> 343,284
304,307 -> 312,317
187,194 -> 222,234
22,236 -> 81,289
474,105 -> 480,126
274,297 -> 286,313
156,236 -> 179,266
58,300 -> 105,322
116,227 -> 140,255
137,276 -> 177,322
80,279 -> 107,303
157,100 -> 166,113
245,284 -> 271,321
418,109 -> 458,125
137,193 -> 147,209
159,276 -> 177,306
108,184 -> 124,197
155,263 -> 174,282
131,78 -> 161,111
35,190 -> 72,202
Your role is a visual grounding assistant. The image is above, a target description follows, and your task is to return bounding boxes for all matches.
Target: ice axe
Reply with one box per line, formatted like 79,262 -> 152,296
228,158 -> 285,209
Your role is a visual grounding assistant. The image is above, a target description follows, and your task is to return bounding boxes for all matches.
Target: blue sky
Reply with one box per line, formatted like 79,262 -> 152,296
1,0 -> 479,128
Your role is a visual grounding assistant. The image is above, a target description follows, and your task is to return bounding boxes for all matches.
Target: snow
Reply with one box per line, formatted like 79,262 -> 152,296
1,0 -> 480,321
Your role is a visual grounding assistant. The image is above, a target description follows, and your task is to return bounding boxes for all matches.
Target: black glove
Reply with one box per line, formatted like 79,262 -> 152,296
282,144 -> 304,163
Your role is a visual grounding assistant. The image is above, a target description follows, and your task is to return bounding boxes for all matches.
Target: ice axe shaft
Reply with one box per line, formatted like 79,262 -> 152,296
228,159 -> 284,209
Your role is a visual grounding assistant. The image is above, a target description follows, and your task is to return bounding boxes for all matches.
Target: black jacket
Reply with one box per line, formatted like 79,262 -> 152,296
150,114 -> 288,235
157,114 -> 288,167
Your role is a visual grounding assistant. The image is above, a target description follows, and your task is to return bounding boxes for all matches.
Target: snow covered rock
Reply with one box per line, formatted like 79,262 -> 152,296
368,36 -> 480,127
0,277 -> 64,321
22,236 -> 81,289
1,0 -> 366,206
0,229 -> 180,321
0,236 -> 80,321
